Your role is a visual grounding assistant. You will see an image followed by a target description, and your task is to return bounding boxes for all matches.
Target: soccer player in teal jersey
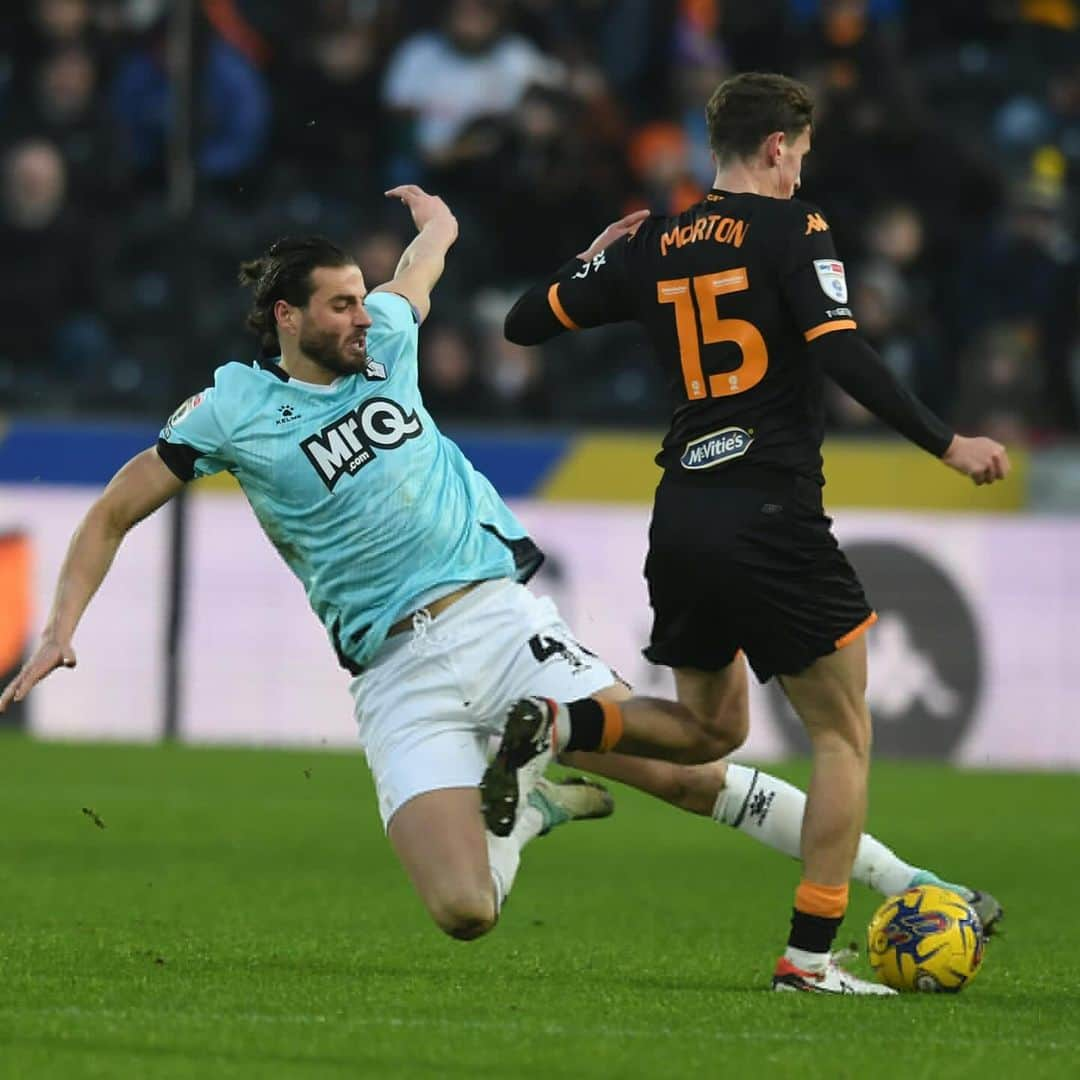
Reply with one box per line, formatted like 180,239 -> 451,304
1,185 -> 998,954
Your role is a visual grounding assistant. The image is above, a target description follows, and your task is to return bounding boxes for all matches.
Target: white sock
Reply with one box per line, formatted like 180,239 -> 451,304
713,764 -> 804,858
853,836 -> 919,897
485,804 -> 546,912
713,764 -> 921,897
783,946 -> 829,974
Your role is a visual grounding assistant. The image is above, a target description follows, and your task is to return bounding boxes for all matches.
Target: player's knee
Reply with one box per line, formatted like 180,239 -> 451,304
429,889 -> 498,941
665,760 -> 729,816
694,714 -> 748,759
670,727 -> 737,765
693,688 -> 749,754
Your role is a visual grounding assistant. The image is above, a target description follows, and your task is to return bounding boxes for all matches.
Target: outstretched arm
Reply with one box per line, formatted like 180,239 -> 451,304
0,448 -> 183,711
504,209 -> 649,345
371,185 -> 459,323
813,332 -> 1010,484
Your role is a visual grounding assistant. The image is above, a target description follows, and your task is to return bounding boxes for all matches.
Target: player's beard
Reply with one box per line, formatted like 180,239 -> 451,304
299,324 -> 367,377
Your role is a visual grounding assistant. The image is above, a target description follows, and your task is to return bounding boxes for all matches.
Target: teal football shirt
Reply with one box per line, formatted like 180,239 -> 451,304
157,291 -> 541,671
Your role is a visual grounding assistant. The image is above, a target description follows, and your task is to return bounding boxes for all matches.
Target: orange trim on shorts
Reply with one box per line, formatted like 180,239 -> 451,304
795,880 -> 849,918
596,699 -> 624,752
804,319 -> 857,342
835,611 -> 878,650
548,284 -> 580,331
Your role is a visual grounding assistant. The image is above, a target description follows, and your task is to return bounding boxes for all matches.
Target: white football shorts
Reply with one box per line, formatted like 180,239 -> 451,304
350,578 -> 617,828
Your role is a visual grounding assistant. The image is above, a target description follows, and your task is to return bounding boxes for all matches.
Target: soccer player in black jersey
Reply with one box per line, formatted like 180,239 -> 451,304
494,72 -> 1009,993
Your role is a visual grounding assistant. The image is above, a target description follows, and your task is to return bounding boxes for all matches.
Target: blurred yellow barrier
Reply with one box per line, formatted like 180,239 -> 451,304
541,434 -> 1028,509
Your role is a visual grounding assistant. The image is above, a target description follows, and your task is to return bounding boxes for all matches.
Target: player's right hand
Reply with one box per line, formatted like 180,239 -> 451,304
384,185 -> 458,239
942,435 -> 1011,485
0,638 -> 77,712
576,209 -> 650,262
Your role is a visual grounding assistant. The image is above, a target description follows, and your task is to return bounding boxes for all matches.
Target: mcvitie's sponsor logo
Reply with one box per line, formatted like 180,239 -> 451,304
680,426 -> 753,470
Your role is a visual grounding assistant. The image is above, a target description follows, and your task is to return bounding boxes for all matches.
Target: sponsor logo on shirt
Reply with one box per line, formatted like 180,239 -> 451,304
300,397 -> 422,491
814,259 -> 848,303
162,393 -> 202,438
363,357 -> 387,381
679,426 -> 754,470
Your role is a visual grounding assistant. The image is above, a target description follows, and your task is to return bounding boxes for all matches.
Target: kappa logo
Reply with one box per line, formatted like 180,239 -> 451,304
805,212 -> 829,235
746,788 -> 775,827
867,613 -> 961,720
300,396 -> 422,491
680,426 -> 753,470
769,542 -> 981,760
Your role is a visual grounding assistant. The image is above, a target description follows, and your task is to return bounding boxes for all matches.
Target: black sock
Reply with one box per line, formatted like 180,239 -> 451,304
788,909 -> 842,954
564,698 -> 605,752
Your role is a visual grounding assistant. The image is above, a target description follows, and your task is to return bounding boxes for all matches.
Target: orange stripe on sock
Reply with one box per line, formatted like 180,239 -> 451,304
795,880 -> 849,918
596,699 -> 624,752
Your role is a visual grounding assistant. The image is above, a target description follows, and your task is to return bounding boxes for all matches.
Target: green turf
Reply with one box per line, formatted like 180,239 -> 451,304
0,734 -> 1076,1079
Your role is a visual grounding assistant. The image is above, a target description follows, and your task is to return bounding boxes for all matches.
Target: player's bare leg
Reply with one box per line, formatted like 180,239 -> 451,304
779,637 -> 872,887
671,659 -> 750,755
768,635 -> 894,991
388,777 -> 613,939
481,676 -> 737,835
388,787 -> 499,940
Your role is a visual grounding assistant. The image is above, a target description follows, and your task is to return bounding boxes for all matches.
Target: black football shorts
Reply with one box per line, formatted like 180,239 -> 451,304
643,469 -> 875,682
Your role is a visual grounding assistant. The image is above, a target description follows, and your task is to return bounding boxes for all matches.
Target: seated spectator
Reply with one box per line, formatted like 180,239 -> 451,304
953,321 -> 1044,445
458,85 -> 612,284
474,289 -> 554,421
418,318 -> 495,420
626,121 -> 703,216
352,227 -> 406,289
0,138 -> 112,404
110,18 -> 270,188
1,43 -> 126,206
272,17 -> 384,195
825,261 -> 948,429
381,0 -> 562,182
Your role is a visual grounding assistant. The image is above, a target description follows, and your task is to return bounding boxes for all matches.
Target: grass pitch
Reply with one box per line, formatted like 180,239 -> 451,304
0,734 -> 1076,1079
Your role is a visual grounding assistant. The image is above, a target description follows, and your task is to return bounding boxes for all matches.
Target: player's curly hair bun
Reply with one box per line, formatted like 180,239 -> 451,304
238,236 -> 354,356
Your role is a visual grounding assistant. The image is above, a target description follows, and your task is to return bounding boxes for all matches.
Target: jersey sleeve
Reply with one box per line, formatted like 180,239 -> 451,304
545,235 -> 637,331
776,202 -> 858,344
365,290 -> 420,366
156,386 -> 231,481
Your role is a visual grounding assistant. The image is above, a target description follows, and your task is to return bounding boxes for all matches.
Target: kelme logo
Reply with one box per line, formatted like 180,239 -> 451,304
680,427 -> 753,470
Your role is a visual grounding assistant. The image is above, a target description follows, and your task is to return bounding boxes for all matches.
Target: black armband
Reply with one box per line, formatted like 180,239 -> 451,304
812,332 -> 953,457
156,438 -> 201,482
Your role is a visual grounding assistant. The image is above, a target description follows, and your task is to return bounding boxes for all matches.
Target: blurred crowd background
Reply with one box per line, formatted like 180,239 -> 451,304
1,0 -> 1078,444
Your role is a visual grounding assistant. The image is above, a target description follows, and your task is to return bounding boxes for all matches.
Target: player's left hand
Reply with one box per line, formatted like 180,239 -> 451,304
942,434 -> 1011,485
576,209 -> 650,262
385,185 -> 458,239
0,636 -> 77,712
